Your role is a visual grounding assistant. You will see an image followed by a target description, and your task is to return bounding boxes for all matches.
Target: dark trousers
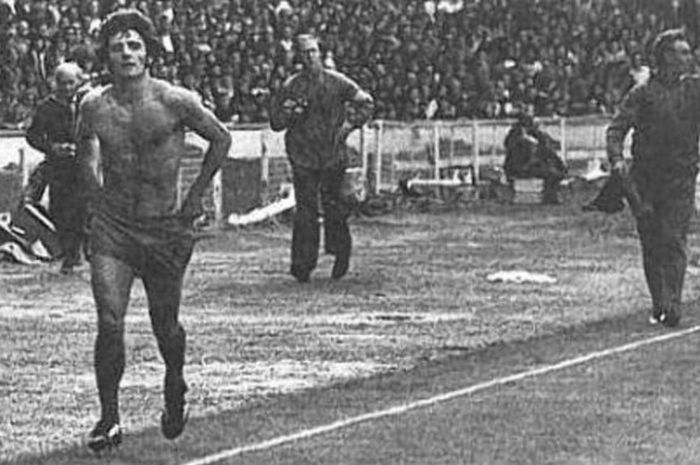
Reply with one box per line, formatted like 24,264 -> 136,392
25,160 -> 84,267
24,160 -> 49,203
49,184 -> 84,268
51,181 -> 84,268
290,165 -> 351,275
633,166 -> 697,316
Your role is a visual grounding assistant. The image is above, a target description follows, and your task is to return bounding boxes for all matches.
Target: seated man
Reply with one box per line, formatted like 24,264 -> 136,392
503,113 -> 567,204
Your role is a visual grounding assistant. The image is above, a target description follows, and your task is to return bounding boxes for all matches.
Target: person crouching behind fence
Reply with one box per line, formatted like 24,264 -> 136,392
606,29 -> 700,328
269,34 -> 374,283
503,112 -> 567,204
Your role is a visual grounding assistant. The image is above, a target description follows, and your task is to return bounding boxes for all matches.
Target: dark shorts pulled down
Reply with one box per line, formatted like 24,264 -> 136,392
87,207 -> 195,278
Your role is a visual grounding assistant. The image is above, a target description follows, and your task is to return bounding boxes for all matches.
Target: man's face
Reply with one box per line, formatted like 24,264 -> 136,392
299,42 -> 322,71
55,71 -> 80,101
107,29 -> 148,79
665,39 -> 694,75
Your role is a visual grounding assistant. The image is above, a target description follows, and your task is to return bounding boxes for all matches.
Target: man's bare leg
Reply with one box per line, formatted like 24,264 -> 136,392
143,271 -> 188,439
89,253 -> 135,451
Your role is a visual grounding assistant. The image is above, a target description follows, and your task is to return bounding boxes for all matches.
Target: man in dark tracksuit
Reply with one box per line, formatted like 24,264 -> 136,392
504,113 -> 567,204
607,29 -> 700,327
269,34 -> 374,282
25,62 -> 85,273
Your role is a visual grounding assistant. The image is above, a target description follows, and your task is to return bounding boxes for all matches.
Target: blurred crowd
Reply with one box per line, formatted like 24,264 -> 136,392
0,0 -> 697,129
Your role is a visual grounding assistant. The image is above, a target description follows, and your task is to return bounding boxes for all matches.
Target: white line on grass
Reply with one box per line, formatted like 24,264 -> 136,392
183,324 -> 700,465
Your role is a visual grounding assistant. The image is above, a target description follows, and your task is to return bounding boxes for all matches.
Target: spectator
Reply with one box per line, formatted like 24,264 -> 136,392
0,0 -> 691,125
24,62 -> 85,273
504,112 -> 567,204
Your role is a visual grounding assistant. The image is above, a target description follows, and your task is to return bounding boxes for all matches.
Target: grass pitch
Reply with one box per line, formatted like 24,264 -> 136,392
2,189 -> 699,464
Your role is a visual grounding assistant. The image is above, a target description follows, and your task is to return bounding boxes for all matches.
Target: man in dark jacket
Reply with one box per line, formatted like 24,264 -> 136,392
607,29 -> 700,327
269,34 -> 374,282
25,61 -> 86,274
503,112 -> 567,204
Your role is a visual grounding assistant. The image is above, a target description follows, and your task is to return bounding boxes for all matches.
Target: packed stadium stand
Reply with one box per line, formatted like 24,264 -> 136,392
0,0 -> 697,129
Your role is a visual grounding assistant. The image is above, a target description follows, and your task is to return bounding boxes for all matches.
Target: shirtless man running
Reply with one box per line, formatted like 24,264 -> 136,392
76,10 -> 231,451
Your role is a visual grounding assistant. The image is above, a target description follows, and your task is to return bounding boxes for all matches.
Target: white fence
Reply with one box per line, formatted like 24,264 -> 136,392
0,114 -> 613,171
0,115 -> 616,214
361,115 -> 614,193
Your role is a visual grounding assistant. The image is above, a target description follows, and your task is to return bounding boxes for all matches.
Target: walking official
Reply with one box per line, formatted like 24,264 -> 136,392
606,29 -> 700,327
269,34 -> 374,282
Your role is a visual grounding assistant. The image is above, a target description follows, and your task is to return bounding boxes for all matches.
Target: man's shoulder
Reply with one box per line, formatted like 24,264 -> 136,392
151,78 -> 201,106
81,85 -> 110,104
36,95 -> 62,110
283,70 -> 348,87
323,68 -> 357,85
78,85 -> 111,114
322,68 -> 349,79
151,77 -> 181,94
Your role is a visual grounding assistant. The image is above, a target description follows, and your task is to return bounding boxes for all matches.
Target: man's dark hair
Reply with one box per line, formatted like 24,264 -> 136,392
98,9 -> 163,63
651,28 -> 687,69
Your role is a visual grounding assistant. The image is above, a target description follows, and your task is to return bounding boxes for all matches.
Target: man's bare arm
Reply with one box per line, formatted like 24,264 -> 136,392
176,88 -> 232,216
75,95 -> 102,208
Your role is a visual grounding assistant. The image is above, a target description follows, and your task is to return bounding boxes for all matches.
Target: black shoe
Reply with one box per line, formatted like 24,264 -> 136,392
290,266 -> 311,283
331,252 -> 350,280
662,308 -> 680,328
161,374 -> 188,440
87,420 -> 122,453
649,307 -> 664,325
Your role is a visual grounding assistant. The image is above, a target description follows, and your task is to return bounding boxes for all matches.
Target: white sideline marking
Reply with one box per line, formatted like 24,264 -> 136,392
183,324 -> 700,465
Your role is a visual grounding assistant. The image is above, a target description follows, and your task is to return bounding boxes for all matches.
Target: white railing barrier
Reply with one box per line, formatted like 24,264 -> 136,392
1,115 -> 626,218
363,115 -> 617,193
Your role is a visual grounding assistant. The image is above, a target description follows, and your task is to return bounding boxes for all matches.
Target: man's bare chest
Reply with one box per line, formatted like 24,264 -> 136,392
94,99 -> 181,151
